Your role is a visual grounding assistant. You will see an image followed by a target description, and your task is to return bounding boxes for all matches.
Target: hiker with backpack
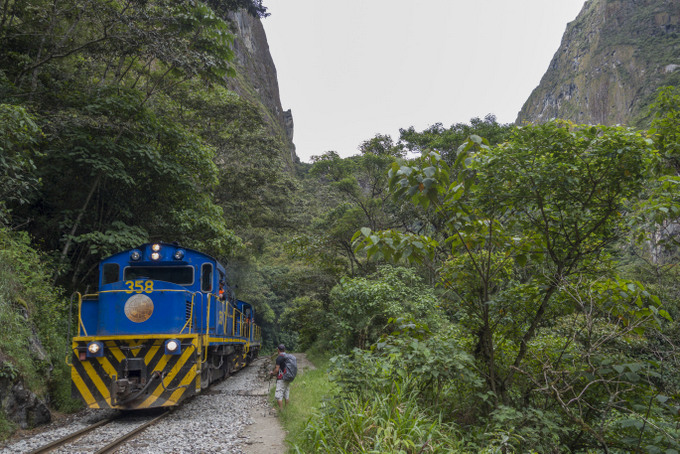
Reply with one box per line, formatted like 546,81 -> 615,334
270,344 -> 297,410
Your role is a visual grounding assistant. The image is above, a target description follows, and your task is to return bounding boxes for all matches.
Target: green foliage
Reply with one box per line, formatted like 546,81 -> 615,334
0,411 -> 17,442
21,86 -> 241,286
0,226 -> 80,415
352,227 -> 438,264
281,296 -> 325,348
326,266 -> 444,350
515,278 -> 678,451
346,120 -> 680,451
330,319 -> 482,412
399,114 -> 513,164
0,0 -> 255,289
358,121 -> 657,392
358,133 -> 404,158
206,0 -> 269,18
275,360 -> 337,449
48,363 -> 82,413
293,322 -> 478,453
305,146 -> 402,276
0,104 -> 42,220
293,380 -> 464,454
473,406 -> 570,453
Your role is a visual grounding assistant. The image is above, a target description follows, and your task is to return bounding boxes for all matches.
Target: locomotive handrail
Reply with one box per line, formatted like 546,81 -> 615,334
202,294 -> 212,365
99,289 -> 192,294
74,285 -> 261,342
233,307 -> 245,337
77,292 -> 100,337
77,288 -> 201,336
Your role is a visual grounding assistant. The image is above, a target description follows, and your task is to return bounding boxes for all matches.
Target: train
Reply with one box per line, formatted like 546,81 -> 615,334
70,242 -> 260,410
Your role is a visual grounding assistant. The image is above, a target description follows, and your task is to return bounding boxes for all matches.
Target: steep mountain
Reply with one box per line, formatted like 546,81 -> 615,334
227,11 -> 297,163
516,0 -> 680,126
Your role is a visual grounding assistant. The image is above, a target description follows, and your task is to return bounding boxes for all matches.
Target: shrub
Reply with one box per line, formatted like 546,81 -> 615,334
325,266 -> 445,351
0,227 -> 81,421
330,318 -> 483,419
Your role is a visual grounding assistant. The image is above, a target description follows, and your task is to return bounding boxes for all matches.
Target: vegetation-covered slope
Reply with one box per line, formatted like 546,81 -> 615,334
0,0 -> 296,436
517,0 -> 680,126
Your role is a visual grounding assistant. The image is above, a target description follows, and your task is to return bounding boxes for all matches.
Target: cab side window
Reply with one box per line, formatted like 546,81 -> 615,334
201,263 -> 213,292
102,263 -> 120,285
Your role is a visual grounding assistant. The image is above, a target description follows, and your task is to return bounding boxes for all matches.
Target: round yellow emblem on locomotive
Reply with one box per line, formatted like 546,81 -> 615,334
124,294 -> 154,323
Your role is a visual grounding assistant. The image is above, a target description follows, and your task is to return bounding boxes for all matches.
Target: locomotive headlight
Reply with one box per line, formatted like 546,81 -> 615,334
124,294 -> 154,323
173,249 -> 185,260
152,243 -> 161,252
164,339 -> 181,355
130,250 -> 141,261
86,341 -> 104,357
151,252 -> 160,261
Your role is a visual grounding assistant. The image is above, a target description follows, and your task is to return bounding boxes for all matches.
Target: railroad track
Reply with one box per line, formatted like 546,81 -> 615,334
26,409 -> 171,454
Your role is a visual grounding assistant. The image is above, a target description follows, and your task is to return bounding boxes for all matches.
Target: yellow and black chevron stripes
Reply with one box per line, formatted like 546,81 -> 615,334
71,335 -> 199,409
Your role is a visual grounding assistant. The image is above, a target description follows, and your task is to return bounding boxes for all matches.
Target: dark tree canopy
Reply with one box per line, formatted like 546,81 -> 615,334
208,0 -> 269,18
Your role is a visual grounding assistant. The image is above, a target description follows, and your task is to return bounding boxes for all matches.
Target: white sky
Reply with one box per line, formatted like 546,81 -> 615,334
261,1 -> 586,162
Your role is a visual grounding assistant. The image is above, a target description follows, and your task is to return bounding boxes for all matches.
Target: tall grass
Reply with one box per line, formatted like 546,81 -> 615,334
290,377 -> 464,453
0,411 -> 16,441
271,356 -> 337,449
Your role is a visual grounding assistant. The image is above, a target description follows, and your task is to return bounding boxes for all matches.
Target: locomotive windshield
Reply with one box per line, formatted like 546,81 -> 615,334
123,266 -> 194,285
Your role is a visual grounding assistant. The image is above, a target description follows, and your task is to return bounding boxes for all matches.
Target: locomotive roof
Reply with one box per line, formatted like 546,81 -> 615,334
101,242 -> 227,274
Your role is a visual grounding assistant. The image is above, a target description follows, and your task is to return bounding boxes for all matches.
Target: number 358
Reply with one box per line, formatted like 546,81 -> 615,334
125,280 -> 154,294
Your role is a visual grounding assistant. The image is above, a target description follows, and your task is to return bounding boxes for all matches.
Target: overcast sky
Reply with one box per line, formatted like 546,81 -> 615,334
261,1 -> 586,162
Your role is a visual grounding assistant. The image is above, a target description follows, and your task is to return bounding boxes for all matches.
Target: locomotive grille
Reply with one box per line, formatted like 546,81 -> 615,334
185,301 -> 193,328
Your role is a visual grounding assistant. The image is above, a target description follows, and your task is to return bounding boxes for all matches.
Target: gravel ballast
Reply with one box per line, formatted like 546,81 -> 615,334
1,358 -> 273,454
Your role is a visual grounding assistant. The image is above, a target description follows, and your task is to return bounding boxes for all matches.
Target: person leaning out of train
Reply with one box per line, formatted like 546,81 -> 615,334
270,344 -> 290,410
218,281 -> 226,301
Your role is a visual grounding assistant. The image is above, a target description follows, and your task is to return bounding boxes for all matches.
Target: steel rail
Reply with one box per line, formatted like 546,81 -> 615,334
27,416 -> 116,454
94,409 -> 171,454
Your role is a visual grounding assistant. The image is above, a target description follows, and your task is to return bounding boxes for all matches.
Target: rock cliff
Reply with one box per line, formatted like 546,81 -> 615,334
516,0 -> 680,126
226,11 -> 297,163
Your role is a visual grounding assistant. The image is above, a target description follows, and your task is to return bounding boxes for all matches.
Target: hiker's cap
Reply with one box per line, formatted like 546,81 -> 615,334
278,344 -> 285,351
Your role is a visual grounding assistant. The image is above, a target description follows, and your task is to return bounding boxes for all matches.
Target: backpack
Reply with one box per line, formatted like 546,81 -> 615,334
281,353 -> 298,382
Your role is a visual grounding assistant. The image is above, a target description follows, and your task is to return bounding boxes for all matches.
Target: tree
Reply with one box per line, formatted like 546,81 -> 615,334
353,121 -> 680,450
0,0 -> 252,288
356,121 -> 660,398
0,104 -> 42,222
399,114 -> 513,164
649,86 -> 680,175
297,143 -> 402,276
319,265 -> 442,351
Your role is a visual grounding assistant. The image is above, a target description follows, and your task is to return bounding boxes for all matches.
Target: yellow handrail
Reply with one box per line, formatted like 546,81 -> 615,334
78,292 -> 101,337
74,287 -> 262,345
231,307 -> 251,338
203,294 -> 211,364
232,305 -> 236,336
78,288 -> 200,336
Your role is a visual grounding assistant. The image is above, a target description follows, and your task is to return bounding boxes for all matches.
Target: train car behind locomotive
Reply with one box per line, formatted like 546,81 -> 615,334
70,242 -> 261,410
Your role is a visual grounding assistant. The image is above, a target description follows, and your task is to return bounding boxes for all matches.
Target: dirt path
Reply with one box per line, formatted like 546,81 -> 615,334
242,353 -> 315,454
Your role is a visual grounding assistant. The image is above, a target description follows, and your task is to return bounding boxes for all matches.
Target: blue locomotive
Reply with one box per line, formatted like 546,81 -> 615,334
70,242 -> 260,409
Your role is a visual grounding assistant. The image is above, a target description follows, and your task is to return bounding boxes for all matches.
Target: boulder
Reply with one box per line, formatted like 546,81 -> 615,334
0,362 -> 51,429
